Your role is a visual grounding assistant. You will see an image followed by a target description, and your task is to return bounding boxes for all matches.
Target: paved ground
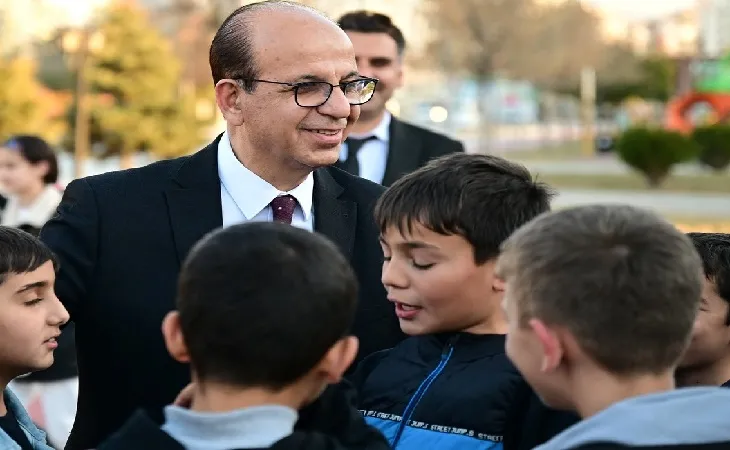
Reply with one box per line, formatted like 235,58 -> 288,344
517,157 -> 709,176
553,188 -> 730,218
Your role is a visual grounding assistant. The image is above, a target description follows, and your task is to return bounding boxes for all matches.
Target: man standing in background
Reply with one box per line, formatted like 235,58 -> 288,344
337,11 -> 463,186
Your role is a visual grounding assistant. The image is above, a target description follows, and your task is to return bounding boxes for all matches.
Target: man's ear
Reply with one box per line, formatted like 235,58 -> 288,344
162,311 -> 190,363
215,79 -> 245,126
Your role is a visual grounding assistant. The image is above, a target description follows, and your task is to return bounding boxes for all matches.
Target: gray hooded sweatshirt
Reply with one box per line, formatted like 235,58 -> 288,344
534,387 -> 730,450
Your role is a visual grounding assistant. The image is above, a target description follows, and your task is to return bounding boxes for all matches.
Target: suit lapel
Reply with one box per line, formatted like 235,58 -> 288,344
382,117 -> 422,186
313,169 -> 356,260
165,136 -> 223,263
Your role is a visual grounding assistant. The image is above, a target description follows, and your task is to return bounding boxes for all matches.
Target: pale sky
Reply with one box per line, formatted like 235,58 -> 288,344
584,0 -> 697,19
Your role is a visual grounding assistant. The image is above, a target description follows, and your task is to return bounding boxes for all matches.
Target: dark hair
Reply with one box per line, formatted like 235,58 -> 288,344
687,232 -> 730,323
375,153 -> 553,264
209,0 -> 328,91
338,11 -> 406,56
0,226 -> 59,285
2,135 -> 59,184
498,205 -> 703,375
177,222 -> 358,389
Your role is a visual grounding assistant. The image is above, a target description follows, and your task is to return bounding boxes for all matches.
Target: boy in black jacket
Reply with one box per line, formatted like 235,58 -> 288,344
352,153 -> 578,449
497,205 -> 730,450
99,222 -> 389,450
676,233 -> 730,389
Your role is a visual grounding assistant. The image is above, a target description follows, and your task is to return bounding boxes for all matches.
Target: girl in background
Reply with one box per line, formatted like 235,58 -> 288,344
0,135 -> 78,450
0,136 -> 62,230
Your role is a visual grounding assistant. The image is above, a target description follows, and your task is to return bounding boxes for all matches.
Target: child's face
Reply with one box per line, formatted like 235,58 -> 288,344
0,147 -> 45,195
380,222 -> 500,335
0,261 -> 69,377
680,278 -> 730,370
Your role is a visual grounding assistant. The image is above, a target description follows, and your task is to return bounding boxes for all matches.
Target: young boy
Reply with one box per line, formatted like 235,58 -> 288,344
497,205 -> 730,449
98,222 -> 390,450
352,153 -> 578,449
0,226 -> 68,450
676,232 -> 730,389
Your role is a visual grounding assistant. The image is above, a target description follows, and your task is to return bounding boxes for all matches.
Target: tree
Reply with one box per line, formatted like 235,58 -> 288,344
85,2 -> 208,167
512,1 -> 610,90
423,0 -> 531,81
421,0 -> 534,150
0,57 -> 67,142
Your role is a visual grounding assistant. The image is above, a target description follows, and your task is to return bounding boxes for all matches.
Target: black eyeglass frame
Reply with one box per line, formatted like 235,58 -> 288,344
235,77 -> 379,107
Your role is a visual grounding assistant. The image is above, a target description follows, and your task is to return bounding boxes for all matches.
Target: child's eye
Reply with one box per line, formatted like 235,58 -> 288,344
24,298 -> 43,306
383,256 -> 391,262
411,261 -> 434,270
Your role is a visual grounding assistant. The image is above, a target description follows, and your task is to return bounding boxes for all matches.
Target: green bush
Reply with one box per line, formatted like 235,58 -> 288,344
615,127 -> 700,187
691,125 -> 730,172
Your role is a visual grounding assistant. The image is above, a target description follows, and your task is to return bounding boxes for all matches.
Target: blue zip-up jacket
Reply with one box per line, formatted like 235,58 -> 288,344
351,333 -> 579,450
0,388 -> 54,450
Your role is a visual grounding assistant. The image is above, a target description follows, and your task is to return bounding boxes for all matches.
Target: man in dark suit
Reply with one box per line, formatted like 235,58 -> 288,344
336,11 -> 464,187
39,2 -> 404,448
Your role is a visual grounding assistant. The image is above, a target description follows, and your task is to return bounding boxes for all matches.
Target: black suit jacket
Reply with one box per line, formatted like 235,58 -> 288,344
380,117 -> 464,187
39,136 -> 404,450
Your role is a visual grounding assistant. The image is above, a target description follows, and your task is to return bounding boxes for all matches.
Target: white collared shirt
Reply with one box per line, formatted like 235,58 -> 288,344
218,131 -> 314,230
339,111 -> 391,184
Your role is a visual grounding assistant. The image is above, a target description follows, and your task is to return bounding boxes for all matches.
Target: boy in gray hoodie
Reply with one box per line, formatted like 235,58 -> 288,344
496,204 -> 730,450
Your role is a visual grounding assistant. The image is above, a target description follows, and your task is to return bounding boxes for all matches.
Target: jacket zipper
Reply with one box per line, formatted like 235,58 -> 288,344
391,336 -> 458,448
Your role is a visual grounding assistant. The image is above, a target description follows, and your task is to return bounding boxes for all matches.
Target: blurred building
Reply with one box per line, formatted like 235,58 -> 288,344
0,0 -> 109,55
698,0 -> 730,57
586,2 -> 699,57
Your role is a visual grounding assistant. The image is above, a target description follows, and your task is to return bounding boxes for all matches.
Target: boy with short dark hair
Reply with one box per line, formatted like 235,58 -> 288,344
353,153 -> 578,449
0,226 -> 68,450
99,222 -> 390,450
497,205 -> 730,449
677,232 -> 730,388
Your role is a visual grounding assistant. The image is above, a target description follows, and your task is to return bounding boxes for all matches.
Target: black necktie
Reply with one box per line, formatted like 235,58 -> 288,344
341,136 -> 376,176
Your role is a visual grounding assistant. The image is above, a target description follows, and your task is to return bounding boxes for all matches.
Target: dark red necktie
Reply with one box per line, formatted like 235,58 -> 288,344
270,195 -> 297,225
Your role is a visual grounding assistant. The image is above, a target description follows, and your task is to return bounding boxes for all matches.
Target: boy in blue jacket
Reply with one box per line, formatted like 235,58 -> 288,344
351,153 -> 578,449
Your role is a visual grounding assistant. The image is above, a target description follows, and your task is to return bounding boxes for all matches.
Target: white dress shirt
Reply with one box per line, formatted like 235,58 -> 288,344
218,131 -> 314,230
339,112 -> 391,184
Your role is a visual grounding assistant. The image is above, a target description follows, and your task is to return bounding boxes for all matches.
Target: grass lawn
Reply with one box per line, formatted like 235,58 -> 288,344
537,172 -> 730,194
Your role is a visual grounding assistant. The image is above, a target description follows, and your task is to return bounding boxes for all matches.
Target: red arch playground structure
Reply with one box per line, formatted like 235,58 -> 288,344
666,57 -> 730,133
666,92 -> 730,133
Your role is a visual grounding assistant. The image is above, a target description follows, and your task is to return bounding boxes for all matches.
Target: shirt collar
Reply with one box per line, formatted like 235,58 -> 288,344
217,131 -> 314,220
162,404 -> 297,449
348,111 -> 391,142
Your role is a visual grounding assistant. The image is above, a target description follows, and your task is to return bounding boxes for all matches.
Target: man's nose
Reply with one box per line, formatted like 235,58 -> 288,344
317,86 -> 352,119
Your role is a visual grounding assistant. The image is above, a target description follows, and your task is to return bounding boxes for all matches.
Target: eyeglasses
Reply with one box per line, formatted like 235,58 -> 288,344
236,77 -> 378,107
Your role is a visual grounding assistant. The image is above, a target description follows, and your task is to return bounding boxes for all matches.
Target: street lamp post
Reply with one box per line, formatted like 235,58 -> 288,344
580,66 -> 596,157
62,27 -> 104,179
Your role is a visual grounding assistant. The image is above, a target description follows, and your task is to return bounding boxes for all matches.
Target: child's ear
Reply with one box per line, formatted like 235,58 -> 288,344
493,275 -> 506,293
529,318 -> 564,373
317,336 -> 359,384
162,311 -> 190,363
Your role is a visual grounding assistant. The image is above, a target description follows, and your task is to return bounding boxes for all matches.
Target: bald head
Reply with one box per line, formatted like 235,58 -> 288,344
209,0 -> 350,88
